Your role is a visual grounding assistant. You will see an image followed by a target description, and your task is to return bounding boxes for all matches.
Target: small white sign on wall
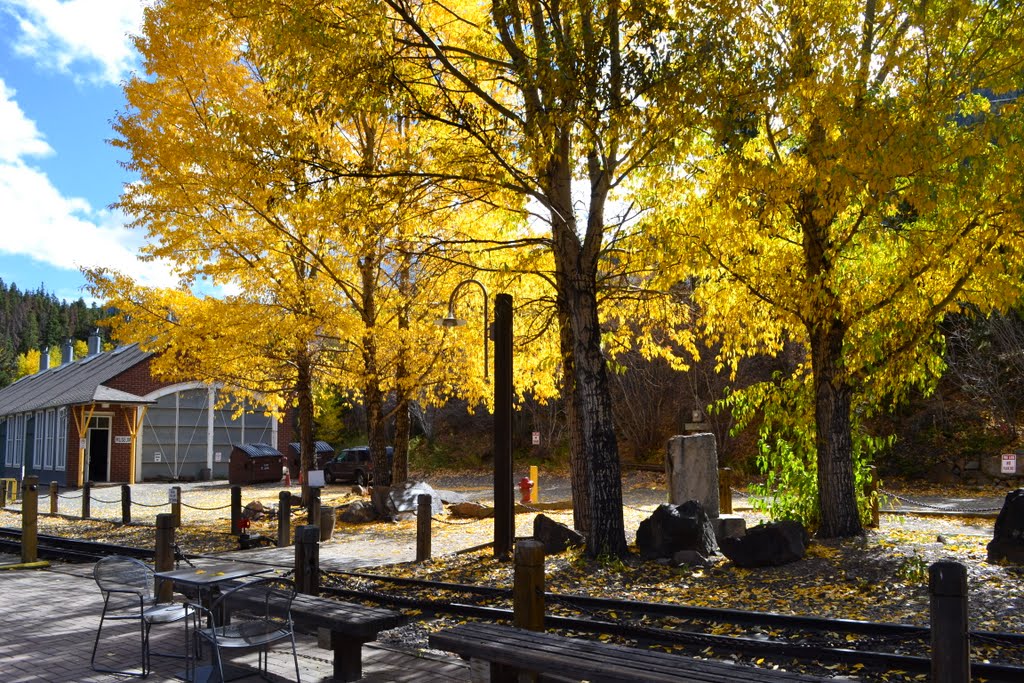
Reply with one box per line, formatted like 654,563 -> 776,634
114,435 -> 132,444
154,452 -> 162,463
214,452 -> 222,463
1002,453 -> 1017,475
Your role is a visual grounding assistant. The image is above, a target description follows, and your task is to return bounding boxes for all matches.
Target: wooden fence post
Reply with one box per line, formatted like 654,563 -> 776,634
21,476 -> 38,564
121,484 -> 131,525
81,480 -> 91,519
416,494 -> 432,563
230,485 -> 242,535
170,485 -> 182,528
308,487 -> 321,527
49,481 -> 58,516
278,491 -> 291,547
930,561 -> 969,683
155,513 -> 175,603
294,525 -> 320,596
514,540 -> 545,631
719,467 -> 733,515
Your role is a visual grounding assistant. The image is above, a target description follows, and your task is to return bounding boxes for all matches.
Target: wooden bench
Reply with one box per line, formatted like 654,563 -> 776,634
429,622 -> 829,683
234,590 -> 406,682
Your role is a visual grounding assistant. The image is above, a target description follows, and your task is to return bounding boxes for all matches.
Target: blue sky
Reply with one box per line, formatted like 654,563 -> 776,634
0,0 -> 177,304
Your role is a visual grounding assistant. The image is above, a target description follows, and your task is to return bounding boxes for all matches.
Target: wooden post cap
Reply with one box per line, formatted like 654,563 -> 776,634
929,561 -> 967,596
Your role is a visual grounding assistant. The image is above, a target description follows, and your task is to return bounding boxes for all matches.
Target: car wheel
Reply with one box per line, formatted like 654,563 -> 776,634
325,470 -> 335,484
355,471 -> 367,487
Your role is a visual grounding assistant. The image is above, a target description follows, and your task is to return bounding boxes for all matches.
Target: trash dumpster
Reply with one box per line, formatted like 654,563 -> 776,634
229,443 -> 284,485
286,441 -> 335,479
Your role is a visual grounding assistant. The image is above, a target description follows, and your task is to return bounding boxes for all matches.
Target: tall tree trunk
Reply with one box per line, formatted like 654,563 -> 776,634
391,255 -> 412,485
810,321 -> 861,537
361,259 -> 391,486
560,299 -> 589,536
567,277 -> 626,557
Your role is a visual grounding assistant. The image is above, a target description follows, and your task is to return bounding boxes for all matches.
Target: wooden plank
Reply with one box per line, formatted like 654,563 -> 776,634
430,623 -> 827,683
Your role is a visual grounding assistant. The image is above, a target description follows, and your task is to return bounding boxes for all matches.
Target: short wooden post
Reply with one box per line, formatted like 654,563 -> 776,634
49,481 -> 59,516
155,513 -> 175,603
514,540 -> 545,631
930,561 -> 969,683
170,485 -> 182,528
230,485 -> 242,535
120,484 -> 131,524
294,525 -> 320,596
529,465 -> 539,503
719,467 -> 733,515
81,480 -> 91,519
868,465 -> 880,528
21,476 -> 39,564
278,491 -> 292,547
416,494 -> 432,563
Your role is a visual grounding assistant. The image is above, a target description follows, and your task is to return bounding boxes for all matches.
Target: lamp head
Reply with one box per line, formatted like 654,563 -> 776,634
436,314 -> 467,328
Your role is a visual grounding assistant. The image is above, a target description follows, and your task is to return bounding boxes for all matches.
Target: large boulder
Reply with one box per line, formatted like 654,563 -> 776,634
533,514 -> 585,554
387,481 -> 445,517
636,501 -> 718,560
449,501 -> 493,519
987,489 -> 1024,564
339,500 -> 378,524
720,520 -> 808,568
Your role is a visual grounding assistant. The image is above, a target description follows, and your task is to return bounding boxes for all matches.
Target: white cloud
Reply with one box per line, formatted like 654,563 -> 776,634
0,77 -> 179,289
1,0 -> 146,85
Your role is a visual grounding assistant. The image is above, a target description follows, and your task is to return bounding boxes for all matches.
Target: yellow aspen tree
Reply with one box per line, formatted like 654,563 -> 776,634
655,0 -> 1024,536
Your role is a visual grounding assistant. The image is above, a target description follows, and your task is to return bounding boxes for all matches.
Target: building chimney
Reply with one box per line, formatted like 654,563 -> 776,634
39,346 -> 50,372
62,339 -> 74,365
88,329 -> 102,356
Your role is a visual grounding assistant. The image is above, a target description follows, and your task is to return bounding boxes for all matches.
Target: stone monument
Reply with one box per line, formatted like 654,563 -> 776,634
665,433 -> 745,541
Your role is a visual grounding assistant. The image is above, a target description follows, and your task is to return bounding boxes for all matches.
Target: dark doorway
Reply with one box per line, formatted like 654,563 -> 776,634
88,427 -> 109,482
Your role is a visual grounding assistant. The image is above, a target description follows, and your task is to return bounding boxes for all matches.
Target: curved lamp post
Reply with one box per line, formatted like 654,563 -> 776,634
436,278 -> 489,379
437,280 -> 513,559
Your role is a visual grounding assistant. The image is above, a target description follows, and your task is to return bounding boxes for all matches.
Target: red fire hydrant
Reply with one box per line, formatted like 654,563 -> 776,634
518,476 -> 534,504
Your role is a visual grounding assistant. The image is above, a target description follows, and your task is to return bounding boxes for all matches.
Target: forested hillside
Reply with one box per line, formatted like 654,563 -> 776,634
0,280 -> 107,387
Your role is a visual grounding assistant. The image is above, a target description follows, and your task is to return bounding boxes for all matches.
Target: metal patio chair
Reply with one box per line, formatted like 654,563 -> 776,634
188,576 -> 301,682
91,555 -> 195,677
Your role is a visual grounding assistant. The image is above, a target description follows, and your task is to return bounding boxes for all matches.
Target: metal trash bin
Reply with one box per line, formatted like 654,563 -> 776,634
320,506 -> 337,541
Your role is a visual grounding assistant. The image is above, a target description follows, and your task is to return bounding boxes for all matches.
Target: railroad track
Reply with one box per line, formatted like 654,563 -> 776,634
3,527 -> 1022,679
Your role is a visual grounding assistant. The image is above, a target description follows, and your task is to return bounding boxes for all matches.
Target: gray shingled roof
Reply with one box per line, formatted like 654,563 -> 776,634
0,344 -> 155,417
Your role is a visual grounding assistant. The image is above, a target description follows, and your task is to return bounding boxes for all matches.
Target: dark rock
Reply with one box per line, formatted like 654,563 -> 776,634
671,550 -> 713,568
533,514 -> 585,554
635,501 -> 718,560
339,500 -> 378,524
720,520 -> 808,568
987,489 -> 1024,564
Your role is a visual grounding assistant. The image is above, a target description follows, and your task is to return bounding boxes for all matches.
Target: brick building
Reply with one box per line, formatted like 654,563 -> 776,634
0,336 -> 293,488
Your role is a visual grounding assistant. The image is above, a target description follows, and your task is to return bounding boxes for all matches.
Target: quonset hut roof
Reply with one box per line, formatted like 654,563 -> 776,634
0,343 -> 154,417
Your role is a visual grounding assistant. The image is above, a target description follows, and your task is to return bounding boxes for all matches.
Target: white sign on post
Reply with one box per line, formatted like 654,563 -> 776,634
532,431 -> 540,446
1002,453 -> 1017,475
307,469 -> 325,488
79,438 -> 87,450
168,487 -> 179,504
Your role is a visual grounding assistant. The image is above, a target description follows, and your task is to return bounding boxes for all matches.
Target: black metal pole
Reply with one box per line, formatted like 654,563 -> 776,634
494,293 -> 514,559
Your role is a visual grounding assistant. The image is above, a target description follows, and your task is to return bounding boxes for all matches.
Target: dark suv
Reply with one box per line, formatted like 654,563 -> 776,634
323,446 -> 393,485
